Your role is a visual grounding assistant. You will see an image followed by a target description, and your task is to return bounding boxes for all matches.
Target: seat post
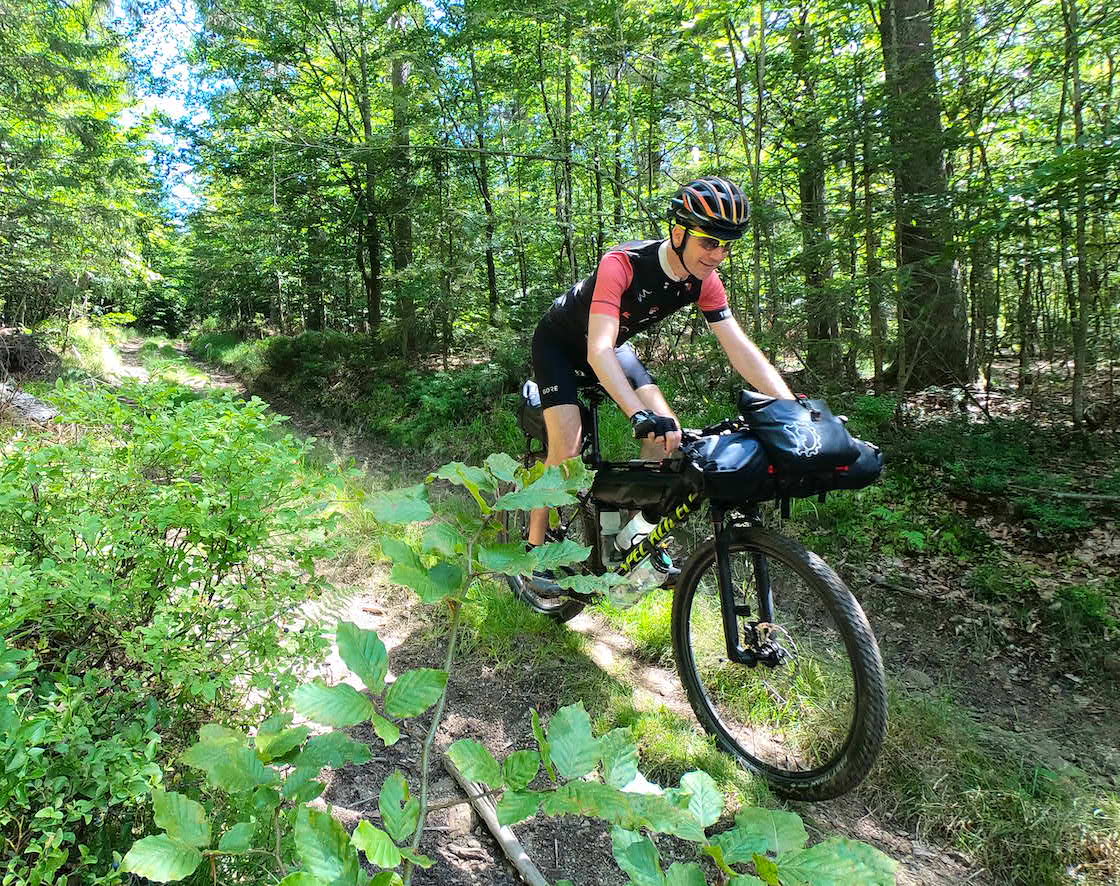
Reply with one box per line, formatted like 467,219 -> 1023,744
584,386 -> 605,467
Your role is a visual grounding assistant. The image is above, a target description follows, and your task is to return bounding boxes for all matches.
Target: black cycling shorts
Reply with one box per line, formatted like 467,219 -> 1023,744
531,322 -> 655,410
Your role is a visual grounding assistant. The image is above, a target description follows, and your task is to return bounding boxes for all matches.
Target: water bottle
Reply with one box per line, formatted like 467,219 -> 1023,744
599,509 -> 622,553
614,511 -> 657,555
607,511 -> 666,609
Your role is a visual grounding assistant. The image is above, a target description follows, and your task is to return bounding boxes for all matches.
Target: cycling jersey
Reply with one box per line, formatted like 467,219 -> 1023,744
538,239 -> 732,347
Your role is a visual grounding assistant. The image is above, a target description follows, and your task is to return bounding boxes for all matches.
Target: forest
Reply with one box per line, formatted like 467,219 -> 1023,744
2,0 -> 1119,883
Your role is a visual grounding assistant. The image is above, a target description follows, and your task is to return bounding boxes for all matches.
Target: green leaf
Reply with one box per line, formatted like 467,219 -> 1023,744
478,542 -> 537,576
502,749 -> 541,791
531,708 -> 555,780
552,572 -> 631,595
547,703 -> 599,779
710,827 -> 768,865
379,770 -> 420,843
664,862 -> 706,886
336,622 -> 389,694
370,485 -> 433,524
370,711 -> 402,747
252,786 -> 281,814
153,789 -> 211,848
282,767 -> 325,803
199,724 -> 244,743
492,465 -> 578,511
728,877 -> 767,886
421,522 -> 466,558
384,668 -> 448,718
734,808 -> 808,856
180,739 -> 279,794
382,537 -> 462,602
484,452 -> 521,484
777,837 -> 897,886
256,725 -> 311,763
217,822 -> 256,853
293,681 -> 375,728
351,821 -> 401,868
293,731 -> 372,770
612,831 -> 663,886
380,536 -> 422,571
753,853 -> 781,886
679,770 -> 722,828
627,793 -> 707,843
121,835 -> 203,882
277,876 -> 326,886
398,847 -> 434,868
496,790 -> 541,826
294,807 -> 362,885
599,728 -> 639,789
370,873 -> 404,886
429,462 -> 496,511
258,713 -> 293,735
532,538 -> 592,571
447,738 -> 502,788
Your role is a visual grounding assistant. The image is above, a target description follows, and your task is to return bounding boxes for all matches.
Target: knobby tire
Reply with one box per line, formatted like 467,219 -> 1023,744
671,526 -> 887,800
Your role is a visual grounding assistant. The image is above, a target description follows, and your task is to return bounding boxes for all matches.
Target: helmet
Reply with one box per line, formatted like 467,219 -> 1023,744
668,177 -> 750,240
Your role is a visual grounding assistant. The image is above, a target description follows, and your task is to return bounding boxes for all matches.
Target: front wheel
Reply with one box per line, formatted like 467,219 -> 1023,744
672,527 -> 887,800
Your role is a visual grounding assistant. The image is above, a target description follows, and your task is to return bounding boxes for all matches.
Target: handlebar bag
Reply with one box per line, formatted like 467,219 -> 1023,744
776,437 -> 884,499
742,398 -> 860,473
681,430 -> 773,504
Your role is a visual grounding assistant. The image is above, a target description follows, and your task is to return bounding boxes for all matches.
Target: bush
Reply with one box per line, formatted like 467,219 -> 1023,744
0,381 -> 338,882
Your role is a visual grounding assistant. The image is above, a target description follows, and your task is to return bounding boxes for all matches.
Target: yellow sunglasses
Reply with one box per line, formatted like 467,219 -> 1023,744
687,228 -> 737,251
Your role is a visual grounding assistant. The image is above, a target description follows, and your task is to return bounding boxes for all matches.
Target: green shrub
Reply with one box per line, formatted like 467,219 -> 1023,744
0,381 -> 338,882
1054,583 -> 1118,637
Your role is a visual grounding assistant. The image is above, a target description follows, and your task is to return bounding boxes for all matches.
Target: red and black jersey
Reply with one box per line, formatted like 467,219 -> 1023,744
538,239 -> 732,348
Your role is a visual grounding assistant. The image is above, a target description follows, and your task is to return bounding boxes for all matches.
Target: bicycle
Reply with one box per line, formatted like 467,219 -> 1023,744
501,381 -> 888,801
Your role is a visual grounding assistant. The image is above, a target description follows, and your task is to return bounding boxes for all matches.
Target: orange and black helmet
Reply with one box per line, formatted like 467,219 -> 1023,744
668,177 -> 750,240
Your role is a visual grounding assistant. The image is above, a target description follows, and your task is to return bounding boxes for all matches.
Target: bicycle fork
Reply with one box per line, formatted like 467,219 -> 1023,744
713,509 -> 783,668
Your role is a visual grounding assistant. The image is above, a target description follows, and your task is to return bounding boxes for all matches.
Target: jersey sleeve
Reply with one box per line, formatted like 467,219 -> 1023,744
589,251 -> 634,319
698,272 -> 732,323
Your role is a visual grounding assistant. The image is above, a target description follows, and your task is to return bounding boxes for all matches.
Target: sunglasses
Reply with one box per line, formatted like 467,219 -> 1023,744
687,228 -> 737,251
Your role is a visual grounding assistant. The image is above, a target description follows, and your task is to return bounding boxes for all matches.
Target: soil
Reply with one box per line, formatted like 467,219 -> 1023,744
117,341 -> 1119,886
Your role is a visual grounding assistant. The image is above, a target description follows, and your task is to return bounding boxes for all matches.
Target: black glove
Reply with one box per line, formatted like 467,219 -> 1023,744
631,409 -> 678,440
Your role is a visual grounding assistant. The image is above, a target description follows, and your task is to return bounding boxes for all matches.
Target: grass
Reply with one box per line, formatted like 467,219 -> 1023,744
866,691 -> 1120,885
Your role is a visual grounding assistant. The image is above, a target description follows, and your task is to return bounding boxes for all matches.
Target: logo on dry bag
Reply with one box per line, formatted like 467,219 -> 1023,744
784,423 -> 823,458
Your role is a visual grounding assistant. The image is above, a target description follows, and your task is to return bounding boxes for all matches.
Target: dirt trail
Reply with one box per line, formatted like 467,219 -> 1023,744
120,340 -> 1114,886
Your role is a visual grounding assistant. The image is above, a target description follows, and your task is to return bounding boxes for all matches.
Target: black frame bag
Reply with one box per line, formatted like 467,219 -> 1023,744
741,394 -> 860,472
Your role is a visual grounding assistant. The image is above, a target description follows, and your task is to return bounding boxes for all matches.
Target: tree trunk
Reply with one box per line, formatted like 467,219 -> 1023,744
878,0 -> 968,388
467,46 -> 499,326
1063,0 -> 1090,425
864,121 -> 885,385
391,23 -> 414,355
793,7 -> 838,379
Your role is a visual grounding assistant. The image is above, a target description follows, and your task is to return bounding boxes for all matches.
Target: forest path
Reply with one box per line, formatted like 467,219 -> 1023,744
118,339 -> 1115,886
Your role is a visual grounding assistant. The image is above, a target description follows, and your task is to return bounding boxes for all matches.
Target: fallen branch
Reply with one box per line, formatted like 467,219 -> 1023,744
442,754 -> 549,886
1007,485 -> 1120,504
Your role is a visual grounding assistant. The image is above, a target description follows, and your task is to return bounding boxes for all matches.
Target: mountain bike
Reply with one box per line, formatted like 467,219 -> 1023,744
501,381 -> 887,801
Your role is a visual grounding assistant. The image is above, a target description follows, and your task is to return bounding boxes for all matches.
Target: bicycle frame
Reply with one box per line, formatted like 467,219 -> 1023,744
572,385 -> 777,667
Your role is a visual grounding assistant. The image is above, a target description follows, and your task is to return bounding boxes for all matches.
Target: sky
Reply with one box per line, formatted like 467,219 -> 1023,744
114,0 -> 206,214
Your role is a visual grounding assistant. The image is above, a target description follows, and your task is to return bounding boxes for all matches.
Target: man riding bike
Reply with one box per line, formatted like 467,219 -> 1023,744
526,177 -> 794,594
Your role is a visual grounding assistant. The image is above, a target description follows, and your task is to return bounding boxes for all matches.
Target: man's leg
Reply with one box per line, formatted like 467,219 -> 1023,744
633,383 -> 682,586
635,383 -> 680,461
527,404 -> 583,546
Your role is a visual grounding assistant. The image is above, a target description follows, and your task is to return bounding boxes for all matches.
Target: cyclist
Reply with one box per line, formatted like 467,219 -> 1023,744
527,176 -> 794,594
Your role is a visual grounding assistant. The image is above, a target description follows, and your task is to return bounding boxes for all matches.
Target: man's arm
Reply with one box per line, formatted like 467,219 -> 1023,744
587,313 -> 647,417
709,315 -> 795,399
